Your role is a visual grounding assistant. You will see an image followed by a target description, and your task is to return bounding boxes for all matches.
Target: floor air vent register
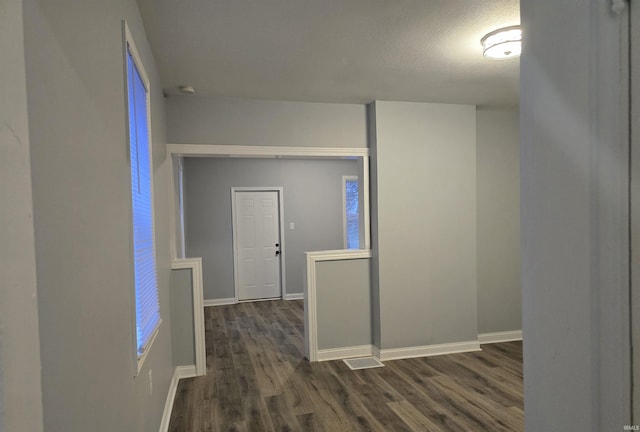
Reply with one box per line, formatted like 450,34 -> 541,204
342,357 -> 385,370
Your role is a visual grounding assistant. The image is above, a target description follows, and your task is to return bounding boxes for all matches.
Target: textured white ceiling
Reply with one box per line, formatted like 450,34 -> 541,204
136,0 -> 520,107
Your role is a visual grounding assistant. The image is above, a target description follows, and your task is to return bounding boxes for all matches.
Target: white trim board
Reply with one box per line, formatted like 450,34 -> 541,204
203,298 -> 237,307
317,345 -> 374,362
284,293 -> 304,300
175,365 -> 196,379
158,365 -> 196,432
158,367 -> 179,432
304,249 -> 373,362
478,330 -> 523,344
171,258 -> 206,376
373,340 -> 481,362
167,144 -> 369,158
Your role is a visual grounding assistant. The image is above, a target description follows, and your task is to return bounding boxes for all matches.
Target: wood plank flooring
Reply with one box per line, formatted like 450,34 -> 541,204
168,300 -> 523,431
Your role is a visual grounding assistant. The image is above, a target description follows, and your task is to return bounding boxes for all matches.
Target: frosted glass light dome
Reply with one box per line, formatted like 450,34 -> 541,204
481,26 -> 522,60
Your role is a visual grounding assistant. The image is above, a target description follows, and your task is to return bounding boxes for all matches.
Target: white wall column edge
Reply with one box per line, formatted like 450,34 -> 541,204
304,249 -> 373,362
171,258 -> 206,376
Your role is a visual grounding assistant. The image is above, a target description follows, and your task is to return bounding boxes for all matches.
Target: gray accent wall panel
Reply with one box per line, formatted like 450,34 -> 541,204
370,101 -> 478,350
476,108 -> 521,334
167,97 -> 367,148
184,158 -> 357,300
316,259 -> 372,350
170,269 -> 195,367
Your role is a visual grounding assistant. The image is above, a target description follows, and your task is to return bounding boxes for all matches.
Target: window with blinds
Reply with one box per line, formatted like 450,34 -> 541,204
126,41 -> 160,368
343,176 -> 360,249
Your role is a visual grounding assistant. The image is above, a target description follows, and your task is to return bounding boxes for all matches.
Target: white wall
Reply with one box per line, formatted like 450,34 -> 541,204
0,0 -> 44,430
370,101 -> 478,350
520,0 -> 631,430
167,96 -> 368,148
23,1 -> 173,430
476,108 -> 521,334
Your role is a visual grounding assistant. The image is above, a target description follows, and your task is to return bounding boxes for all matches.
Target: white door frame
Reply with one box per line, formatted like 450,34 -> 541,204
231,187 -> 286,302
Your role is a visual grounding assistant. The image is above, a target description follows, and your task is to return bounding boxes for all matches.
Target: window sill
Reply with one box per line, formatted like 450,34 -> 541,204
136,319 -> 162,375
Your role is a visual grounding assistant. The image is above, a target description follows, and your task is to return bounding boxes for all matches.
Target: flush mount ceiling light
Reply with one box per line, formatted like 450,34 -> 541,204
481,25 -> 522,60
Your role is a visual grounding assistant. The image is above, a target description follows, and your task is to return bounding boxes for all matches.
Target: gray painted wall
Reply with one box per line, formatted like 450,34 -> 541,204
23,1 -> 173,430
184,157 -> 357,300
476,108 -> 521,334
521,0 -> 631,430
367,103 -> 382,349
170,269 -> 195,366
172,157 -> 186,258
370,101 -> 478,350
0,0 -> 44,430
166,96 -> 368,148
316,259 -> 371,350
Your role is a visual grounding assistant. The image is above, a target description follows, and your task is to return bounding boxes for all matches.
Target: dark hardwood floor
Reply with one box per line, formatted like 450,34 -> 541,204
168,300 -> 524,431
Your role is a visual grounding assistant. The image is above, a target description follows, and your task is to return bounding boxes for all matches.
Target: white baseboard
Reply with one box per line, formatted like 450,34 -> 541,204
159,368 -> 180,432
478,330 -> 523,344
176,365 -> 197,379
284,292 -> 304,300
159,365 -> 197,432
376,340 -> 481,361
203,297 -> 236,307
317,345 -> 374,362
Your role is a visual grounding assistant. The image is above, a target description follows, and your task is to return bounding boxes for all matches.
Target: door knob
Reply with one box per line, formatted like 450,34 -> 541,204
275,250 -> 280,256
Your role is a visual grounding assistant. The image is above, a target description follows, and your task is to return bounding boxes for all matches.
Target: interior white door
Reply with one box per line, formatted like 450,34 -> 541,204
235,191 -> 281,300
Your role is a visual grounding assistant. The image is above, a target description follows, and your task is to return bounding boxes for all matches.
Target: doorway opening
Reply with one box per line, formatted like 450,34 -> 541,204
168,145 -> 370,302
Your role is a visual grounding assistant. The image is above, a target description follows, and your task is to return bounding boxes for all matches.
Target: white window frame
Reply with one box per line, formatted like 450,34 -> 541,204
342,175 -> 359,249
123,22 -> 161,374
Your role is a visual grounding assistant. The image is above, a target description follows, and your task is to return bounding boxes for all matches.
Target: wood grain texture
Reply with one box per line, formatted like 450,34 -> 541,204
169,300 -> 523,431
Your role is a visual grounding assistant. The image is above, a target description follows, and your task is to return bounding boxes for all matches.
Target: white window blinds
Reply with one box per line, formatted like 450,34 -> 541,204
126,47 -> 160,360
345,178 -> 360,249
